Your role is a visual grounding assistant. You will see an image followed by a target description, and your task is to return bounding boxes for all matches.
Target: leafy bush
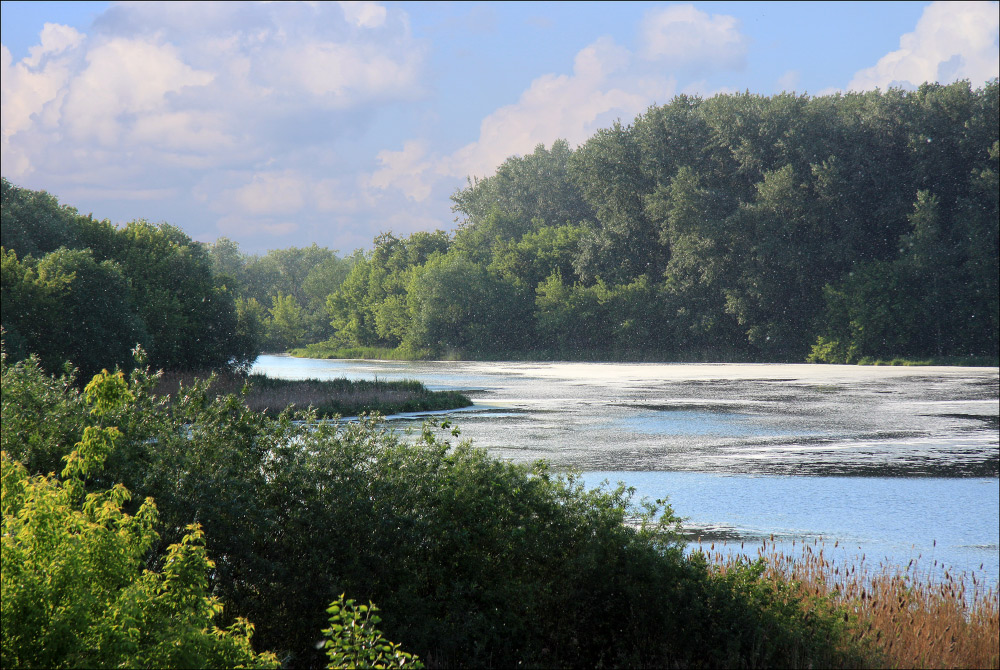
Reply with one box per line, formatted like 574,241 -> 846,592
322,595 -> 423,669
1,370 -> 278,670
2,346 -> 871,668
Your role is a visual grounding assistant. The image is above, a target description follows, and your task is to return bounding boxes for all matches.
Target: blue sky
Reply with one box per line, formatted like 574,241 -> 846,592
2,1 -> 998,255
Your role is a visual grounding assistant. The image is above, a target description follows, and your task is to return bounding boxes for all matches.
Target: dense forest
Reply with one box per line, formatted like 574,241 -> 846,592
2,80 -> 998,379
316,80 -> 997,363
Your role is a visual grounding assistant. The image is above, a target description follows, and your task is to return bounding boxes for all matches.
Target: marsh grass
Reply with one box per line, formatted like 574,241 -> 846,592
154,371 -> 471,417
700,538 -> 999,669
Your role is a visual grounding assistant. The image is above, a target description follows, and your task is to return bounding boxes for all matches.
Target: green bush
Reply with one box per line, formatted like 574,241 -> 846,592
2,345 -> 869,668
1,370 -> 279,670
322,595 -> 423,669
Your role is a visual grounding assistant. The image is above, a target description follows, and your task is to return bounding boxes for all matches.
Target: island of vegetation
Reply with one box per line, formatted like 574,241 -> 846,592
2,81 -> 998,669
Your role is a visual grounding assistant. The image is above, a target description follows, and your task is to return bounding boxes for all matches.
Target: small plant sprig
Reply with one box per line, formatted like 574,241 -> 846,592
321,595 -> 423,669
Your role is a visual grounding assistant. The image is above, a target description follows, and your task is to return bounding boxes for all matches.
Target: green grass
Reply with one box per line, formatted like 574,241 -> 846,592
289,342 -> 436,361
289,340 -> 763,363
154,371 -> 472,417
856,355 -> 999,367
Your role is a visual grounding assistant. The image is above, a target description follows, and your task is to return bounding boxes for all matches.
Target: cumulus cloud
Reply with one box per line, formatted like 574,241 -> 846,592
1,24 -> 85,175
1,1 -> 429,249
441,37 -> 672,180
338,1 -> 387,29
63,38 -> 215,146
2,1 -> 755,252
1,1 -> 424,181
223,170 -> 308,216
365,7 -> 753,202
367,140 -> 436,202
639,4 -> 748,71
849,1 -> 999,91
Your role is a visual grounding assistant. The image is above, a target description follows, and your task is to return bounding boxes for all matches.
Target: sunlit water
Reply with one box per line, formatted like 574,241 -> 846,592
253,355 -> 999,585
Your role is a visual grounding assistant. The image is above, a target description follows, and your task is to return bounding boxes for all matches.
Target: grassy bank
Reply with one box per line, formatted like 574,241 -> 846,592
154,371 -> 472,417
290,341 -> 999,366
852,355 -> 1000,367
289,340 -> 764,363
290,342 -> 437,360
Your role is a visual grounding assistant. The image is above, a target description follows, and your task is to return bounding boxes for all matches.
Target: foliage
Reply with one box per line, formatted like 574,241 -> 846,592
1,185 -> 258,373
305,81 -> 998,362
6,82 -> 997,364
1,248 -> 149,379
0,369 -> 279,670
322,595 -> 423,669
2,344 -> 879,669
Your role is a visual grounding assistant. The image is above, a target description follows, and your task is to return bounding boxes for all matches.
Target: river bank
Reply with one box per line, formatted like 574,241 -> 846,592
287,342 -> 999,367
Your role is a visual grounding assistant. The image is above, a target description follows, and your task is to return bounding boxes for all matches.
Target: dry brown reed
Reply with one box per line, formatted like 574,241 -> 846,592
152,370 -> 465,416
700,537 -> 999,669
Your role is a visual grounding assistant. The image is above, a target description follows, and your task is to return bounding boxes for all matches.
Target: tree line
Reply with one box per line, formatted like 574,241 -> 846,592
3,80 -> 998,372
323,80 -> 997,362
1,179 -> 260,378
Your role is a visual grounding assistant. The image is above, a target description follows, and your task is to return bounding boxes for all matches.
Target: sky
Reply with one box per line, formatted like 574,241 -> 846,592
2,1 -> 998,256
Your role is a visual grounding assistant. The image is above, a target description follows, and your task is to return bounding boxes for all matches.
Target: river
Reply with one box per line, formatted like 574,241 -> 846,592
252,355 -> 999,585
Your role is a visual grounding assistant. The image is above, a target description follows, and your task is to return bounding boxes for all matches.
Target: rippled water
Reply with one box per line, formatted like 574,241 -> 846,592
253,355 -> 999,584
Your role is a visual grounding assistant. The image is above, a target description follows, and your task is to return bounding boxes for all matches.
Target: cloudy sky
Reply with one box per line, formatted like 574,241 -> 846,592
2,1 -> 998,255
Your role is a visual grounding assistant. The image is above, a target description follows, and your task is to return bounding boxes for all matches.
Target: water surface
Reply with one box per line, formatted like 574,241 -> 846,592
253,355 -> 999,583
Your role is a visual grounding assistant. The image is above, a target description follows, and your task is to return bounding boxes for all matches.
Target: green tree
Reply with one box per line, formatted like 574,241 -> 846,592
1,369 -> 278,670
569,121 -> 663,283
1,248 -> 149,378
0,178 -> 81,258
267,292 -> 307,350
451,140 -> 592,235
406,255 -> 526,353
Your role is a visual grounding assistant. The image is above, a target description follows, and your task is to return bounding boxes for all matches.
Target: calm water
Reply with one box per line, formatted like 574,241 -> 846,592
253,355 -> 999,584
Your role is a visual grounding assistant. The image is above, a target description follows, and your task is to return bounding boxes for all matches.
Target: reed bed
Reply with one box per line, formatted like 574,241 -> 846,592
153,371 -> 471,417
699,537 -> 999,669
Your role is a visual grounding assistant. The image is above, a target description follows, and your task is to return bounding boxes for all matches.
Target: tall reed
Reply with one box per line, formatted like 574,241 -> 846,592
700,538 -> 999,669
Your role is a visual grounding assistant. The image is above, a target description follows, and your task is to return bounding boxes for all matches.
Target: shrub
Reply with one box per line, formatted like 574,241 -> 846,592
1,370 -> 278,669
3,347 -> 873,668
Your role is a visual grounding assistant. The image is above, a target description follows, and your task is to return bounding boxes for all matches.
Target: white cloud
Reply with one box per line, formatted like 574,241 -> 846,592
849,1 -> 999,91
1,1 -> 425,185
441,37 -> 672,180
224,170 -> 308,216
62,38 -> 214,146
639,4 -> 748,71
338,1 -> 387,29
367,140 -> 436,202
1,24 -> 84,175
24,22 -> 84,67
776,70 -> 801,92
274,40 -> 421,106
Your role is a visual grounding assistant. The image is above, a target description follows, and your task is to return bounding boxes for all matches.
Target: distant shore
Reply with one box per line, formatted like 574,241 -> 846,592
287,343 -> 999,368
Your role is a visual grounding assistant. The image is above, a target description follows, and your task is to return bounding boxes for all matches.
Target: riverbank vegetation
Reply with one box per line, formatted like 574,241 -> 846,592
703,539 -> 999,669
154,370 -> 471,417
4,350 -> 998,668
305,80 -> 995,365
